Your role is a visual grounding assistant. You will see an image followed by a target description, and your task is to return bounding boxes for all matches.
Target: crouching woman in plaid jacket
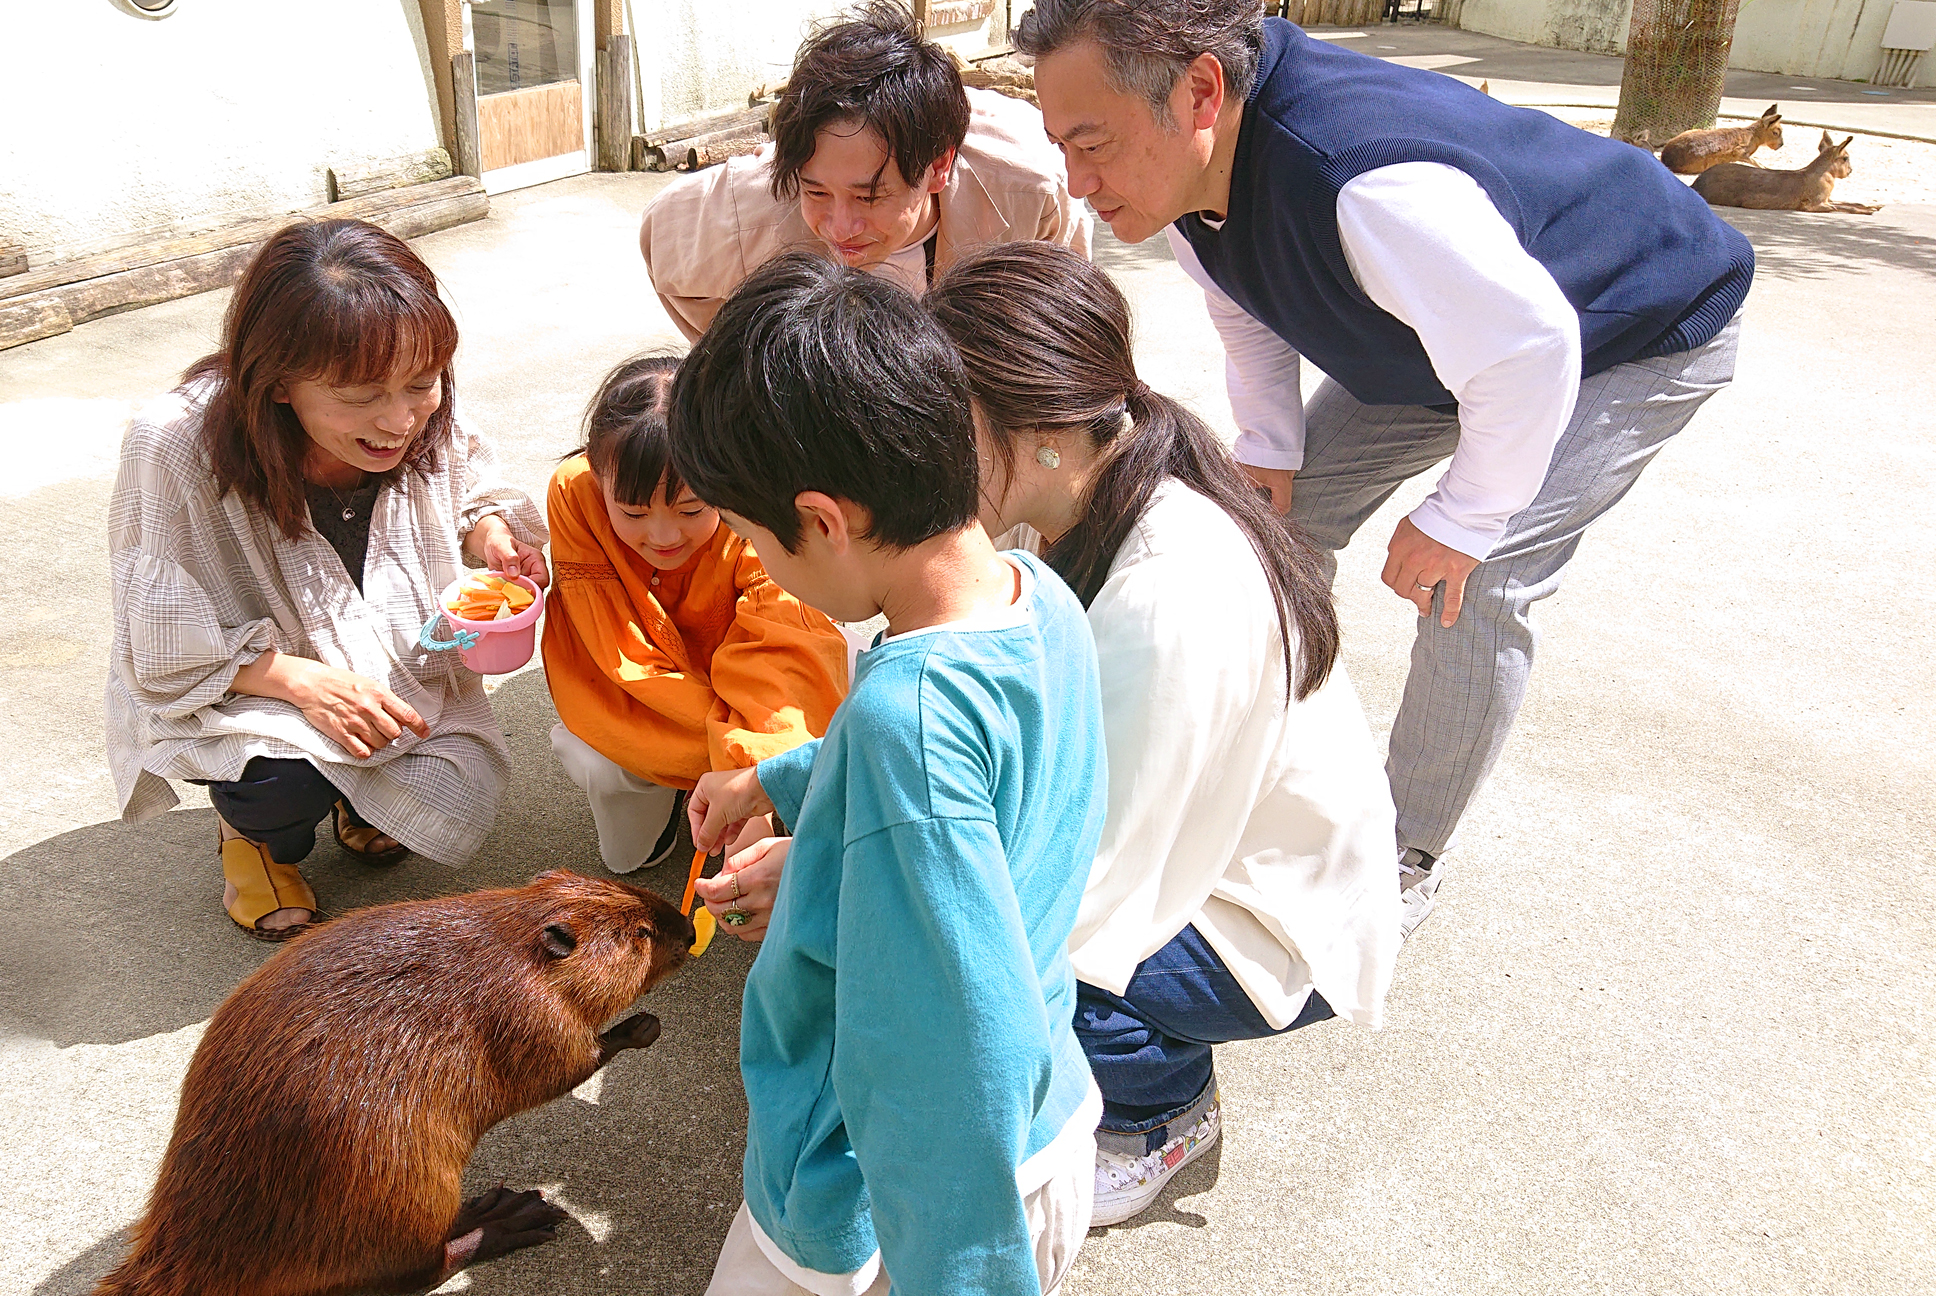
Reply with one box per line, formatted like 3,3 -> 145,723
105,219 -> 548,939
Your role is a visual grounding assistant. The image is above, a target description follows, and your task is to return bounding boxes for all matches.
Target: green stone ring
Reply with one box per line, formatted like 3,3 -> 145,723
722,907 -> 751,927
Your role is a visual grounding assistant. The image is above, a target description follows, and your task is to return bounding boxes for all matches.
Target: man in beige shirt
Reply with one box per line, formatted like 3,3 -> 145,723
640,4 -> 1090,342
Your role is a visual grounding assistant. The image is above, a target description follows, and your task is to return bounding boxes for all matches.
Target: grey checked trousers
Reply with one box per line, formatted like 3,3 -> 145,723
1290,315 -> 1741,858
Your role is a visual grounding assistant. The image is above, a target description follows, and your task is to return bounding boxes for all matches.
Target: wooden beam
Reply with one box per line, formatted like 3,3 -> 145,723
0,244 -> 25,279
596,36 -> 636,171
0,178 -> 489,352
418,1 -> 464,160
452,52 -> 483,179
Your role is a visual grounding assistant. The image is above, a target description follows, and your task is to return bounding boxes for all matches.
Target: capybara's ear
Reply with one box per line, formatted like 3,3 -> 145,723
540,923 -> 578,959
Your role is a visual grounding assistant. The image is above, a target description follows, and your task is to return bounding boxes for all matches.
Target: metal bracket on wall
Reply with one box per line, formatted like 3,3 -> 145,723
109,0 -> 179,19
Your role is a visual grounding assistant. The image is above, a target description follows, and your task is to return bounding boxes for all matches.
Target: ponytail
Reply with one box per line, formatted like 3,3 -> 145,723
928,242 -> 1338,701
1052,385 -> 1337,700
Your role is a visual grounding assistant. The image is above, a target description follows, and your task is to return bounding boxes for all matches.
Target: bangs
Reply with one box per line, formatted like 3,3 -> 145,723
300,267 -> 457,389
596,424 -> 686,508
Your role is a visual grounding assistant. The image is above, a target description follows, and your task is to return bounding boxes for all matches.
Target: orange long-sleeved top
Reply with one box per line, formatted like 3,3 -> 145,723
541,455 -> 848,789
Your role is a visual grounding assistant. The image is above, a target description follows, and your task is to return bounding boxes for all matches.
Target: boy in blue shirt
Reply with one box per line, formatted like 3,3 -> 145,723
667,250 -> 1108,1295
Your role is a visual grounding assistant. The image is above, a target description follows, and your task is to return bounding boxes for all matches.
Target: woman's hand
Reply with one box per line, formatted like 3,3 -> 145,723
693,835 -> 789,942
232,651 -> 429,760
467,513 -> 550,589
688,766 -> 775,853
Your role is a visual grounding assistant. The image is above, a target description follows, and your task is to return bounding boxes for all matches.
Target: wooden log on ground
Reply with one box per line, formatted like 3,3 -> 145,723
1,177 -> 486,303
1,244 -> 25,279
0,177 -> 488,351
679,130 -> 768,170
0,296 -> 73,349
640,104 -> 768,150
596,36 -> 636,172
327,148 -> 453,203
642,119 -> 769,171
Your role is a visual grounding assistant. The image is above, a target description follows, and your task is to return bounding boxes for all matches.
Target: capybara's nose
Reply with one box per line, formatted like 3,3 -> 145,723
661,900 -> 696,948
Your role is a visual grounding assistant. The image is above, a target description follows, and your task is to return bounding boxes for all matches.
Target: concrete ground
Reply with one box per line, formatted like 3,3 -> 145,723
3,27 -> 1933,1296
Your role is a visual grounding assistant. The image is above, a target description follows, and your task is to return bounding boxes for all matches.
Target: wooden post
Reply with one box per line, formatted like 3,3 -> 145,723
0,244 -> 25,279
452,52 -> 482,180
912,0 -> 931,33
596,35 -> 636,171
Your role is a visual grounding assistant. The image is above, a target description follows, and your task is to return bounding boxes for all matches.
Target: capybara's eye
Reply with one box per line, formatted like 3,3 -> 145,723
635,925 -> 650,940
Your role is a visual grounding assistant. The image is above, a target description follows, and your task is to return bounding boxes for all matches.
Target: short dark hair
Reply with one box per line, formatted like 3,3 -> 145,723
667,251 -> 979,553
578,353 -> 685,507
1015,0 -> 1264,128
768,1 -> 971,202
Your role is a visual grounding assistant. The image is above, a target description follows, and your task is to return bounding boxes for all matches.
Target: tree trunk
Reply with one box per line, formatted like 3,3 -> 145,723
1612,0 -> 1744,146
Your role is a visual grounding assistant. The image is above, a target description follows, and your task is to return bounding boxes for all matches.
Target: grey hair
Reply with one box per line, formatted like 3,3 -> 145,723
1015,0 -> 1264,129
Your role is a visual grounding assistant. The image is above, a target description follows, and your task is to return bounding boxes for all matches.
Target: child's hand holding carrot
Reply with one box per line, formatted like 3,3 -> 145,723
688,766 -> 774,852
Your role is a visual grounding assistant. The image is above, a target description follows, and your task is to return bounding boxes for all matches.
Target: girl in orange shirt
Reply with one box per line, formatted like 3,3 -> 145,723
543,355 -> 848,873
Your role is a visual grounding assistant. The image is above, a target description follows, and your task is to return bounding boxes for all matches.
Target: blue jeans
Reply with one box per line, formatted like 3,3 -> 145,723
1075,924 -> 1334,1146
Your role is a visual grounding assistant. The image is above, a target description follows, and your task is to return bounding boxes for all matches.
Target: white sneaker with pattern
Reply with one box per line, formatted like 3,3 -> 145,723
1091,1088 -> 1221,1227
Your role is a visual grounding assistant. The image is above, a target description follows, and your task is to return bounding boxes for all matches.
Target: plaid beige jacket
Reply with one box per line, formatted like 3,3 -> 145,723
106,381 -> 547,865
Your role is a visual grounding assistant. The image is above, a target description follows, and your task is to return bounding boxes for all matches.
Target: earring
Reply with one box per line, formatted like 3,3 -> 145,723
1035,444 -> 1061,470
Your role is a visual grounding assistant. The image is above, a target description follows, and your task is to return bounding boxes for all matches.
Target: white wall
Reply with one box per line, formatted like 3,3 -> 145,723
1731,0 -> 1896,82
632,0 -> 827,129
629,0 -> 1016,132
0,0 -> 443,265
1453,0 -> 1900,83
1455,0 -> 1630,55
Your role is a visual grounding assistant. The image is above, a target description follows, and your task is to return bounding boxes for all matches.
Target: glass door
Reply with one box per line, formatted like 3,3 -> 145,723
469,0 -> 595,192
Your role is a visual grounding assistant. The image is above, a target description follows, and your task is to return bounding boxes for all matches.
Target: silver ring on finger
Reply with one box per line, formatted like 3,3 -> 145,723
1415,582 -> 1436,592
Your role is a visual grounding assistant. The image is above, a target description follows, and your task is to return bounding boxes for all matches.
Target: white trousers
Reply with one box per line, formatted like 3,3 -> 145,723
549,723 -> 679,874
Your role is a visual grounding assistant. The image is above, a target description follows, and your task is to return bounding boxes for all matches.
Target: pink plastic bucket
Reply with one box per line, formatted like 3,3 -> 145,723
418,574 -> 544,674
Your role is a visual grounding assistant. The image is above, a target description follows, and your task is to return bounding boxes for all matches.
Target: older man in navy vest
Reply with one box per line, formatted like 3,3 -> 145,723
1022,1 -> 1752,937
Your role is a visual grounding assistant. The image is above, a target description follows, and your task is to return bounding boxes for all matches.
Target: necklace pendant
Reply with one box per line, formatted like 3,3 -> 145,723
341,507 -> 356,521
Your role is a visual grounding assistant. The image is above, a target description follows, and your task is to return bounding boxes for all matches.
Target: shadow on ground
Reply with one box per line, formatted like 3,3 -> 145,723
1719,204 -> 1936,283
13,670 -> 756,1295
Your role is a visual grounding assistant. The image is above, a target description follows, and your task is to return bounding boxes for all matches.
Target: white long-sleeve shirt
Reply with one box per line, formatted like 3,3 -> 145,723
1167,161 -> 1583,559
1069,479 -> 1400,1029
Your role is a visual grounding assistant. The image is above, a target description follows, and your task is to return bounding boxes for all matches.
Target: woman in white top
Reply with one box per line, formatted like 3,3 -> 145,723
927,243 -> 1400,1226
107,219 -> 547,940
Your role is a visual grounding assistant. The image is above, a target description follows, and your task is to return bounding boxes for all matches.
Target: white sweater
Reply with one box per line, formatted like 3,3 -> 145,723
1166,161 -> 1584,560
1069,480 -> 1401,1028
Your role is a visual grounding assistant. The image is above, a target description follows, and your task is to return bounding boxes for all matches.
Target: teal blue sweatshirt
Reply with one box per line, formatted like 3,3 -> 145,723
742,552 -> 1106,1294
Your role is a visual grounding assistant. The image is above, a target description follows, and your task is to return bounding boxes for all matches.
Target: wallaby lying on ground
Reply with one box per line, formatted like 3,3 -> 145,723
1692,131 -> 1881,214
1661,105 -> 1783,174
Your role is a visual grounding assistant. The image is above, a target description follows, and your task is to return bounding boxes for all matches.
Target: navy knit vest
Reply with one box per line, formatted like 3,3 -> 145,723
1178,20 -> 1755,407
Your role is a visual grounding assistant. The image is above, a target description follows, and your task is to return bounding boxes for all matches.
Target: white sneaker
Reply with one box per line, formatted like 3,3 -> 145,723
1091,1086 -> 1221,1227
1398,848 -> 1443,942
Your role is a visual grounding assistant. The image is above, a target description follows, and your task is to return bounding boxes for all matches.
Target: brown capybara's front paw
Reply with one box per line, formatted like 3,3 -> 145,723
599,1011 -> 662,1056
445,1186 -> 570,1268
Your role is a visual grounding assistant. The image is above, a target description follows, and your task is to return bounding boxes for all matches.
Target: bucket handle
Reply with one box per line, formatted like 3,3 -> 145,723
417,612 -> 481,654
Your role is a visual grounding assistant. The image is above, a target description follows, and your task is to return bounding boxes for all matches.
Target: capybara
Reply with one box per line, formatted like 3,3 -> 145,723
1692,130 -> 1880,214
1660,104 -> 1783,174
95,870 -> 694,1296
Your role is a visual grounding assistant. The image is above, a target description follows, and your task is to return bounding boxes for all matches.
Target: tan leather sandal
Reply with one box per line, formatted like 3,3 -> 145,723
221,836 -> 318,942
333,799 -> 409,866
